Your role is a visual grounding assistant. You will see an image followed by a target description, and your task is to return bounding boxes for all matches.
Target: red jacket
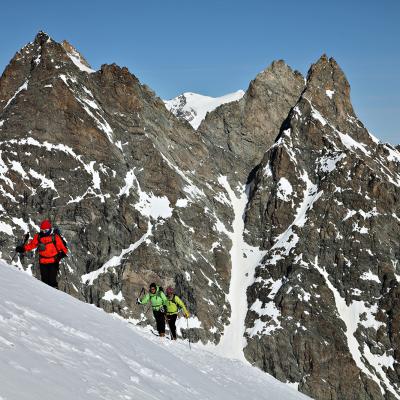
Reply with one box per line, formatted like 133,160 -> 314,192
24,232 -> 68,264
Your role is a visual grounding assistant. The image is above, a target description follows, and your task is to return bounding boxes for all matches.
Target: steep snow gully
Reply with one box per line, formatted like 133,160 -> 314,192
216,176 -> 266,361
0,261 -> 309,400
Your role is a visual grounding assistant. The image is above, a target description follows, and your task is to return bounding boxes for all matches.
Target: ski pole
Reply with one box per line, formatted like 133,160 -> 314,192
138,304 -> 152,324
137,289 -> 151,323
10,251 -> 18,263
138,287 -> 145,300
61,262 -> 70,292
136,288 -> 145,320
164,314 -> 173,340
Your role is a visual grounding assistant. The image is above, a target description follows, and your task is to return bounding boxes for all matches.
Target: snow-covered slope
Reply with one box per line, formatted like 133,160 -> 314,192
164,90 -> 245,129
0,261 -> 310,400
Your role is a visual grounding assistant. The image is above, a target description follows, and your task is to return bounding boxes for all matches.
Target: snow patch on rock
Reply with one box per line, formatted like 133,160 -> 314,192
277,177 -> 293,201
165,90 -> 245,129
82,222 -> 152,285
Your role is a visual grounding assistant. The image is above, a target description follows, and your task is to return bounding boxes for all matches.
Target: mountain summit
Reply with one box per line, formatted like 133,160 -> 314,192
164,90 -> 245,129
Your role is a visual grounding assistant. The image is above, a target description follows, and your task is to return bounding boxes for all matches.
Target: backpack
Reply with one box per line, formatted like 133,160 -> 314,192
158,287 -> 180,307
39,227 -> 68,254
168,294 -> 180,307
53,226 -> 68,249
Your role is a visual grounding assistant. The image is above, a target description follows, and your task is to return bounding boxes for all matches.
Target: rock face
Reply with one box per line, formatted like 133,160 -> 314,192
1,34 -> 400,400
0,31 -> 235,345
243,56 -> 400,399
198,60 -> 305,185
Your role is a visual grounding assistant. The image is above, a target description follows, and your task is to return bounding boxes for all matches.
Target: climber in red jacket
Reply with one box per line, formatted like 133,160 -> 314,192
16,219 -> 68,289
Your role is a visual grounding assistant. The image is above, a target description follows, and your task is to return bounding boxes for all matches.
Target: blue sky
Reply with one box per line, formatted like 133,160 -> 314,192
1,0 -> 398,144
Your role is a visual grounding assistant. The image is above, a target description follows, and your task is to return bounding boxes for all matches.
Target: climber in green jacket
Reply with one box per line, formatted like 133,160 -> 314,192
165,286 -> 190,340
137,282 -> 168,337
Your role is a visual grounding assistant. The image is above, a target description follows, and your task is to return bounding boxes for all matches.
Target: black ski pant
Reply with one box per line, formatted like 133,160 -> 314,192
166,314 -> 178,339
39,262 -> 59,289
153,309 -> 165,335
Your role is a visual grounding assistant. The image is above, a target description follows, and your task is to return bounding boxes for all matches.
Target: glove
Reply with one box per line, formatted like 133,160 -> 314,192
15,245 -> 24,253
136,298 -> 141,305
58,252 -> 67,260
159,306 -> 165,314
184,311 -> 190,319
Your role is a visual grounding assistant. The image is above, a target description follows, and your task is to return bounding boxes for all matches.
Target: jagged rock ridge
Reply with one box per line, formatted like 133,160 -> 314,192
1,34 -> 400,400
0,31 -> 236,345
242,55 -> 400,399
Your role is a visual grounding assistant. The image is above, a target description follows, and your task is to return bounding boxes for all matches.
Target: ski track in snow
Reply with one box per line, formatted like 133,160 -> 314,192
0,261 -> 310,400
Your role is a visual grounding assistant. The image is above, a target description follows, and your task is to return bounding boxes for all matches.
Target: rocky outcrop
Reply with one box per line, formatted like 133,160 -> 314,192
1,33 -> 400,400
198,60 -> 305,186
243,55 -> 400,399
0,31 -> 234,344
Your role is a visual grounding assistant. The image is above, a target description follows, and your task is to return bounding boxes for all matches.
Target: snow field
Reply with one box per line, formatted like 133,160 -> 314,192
0,261 -> 310,400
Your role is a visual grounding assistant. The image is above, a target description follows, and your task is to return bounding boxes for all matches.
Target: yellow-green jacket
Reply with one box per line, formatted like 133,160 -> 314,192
166,294 -> 189,317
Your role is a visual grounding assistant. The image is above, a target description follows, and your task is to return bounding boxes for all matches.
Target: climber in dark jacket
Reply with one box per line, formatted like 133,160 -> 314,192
16,219 -> 68,289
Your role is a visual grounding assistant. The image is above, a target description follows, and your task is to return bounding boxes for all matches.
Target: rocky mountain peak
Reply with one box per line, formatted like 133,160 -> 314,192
303,54 -> 355,125
248,60 -> 303,97
242,50 -> 400,400
6,32 -> 97,76
0,34 -> 91,110
33,30 -> 52,45
99,63 -> 137,82
198,59 -> 305,185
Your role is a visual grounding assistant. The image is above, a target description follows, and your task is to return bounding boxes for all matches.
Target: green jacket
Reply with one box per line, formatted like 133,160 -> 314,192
139,287 -> 167,311
166,294 -> 188,316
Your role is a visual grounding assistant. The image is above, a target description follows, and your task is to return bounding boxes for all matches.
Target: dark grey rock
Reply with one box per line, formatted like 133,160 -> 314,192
243,55 -> 400,399
1,34 -> 400,400
198,60 -> 305,187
